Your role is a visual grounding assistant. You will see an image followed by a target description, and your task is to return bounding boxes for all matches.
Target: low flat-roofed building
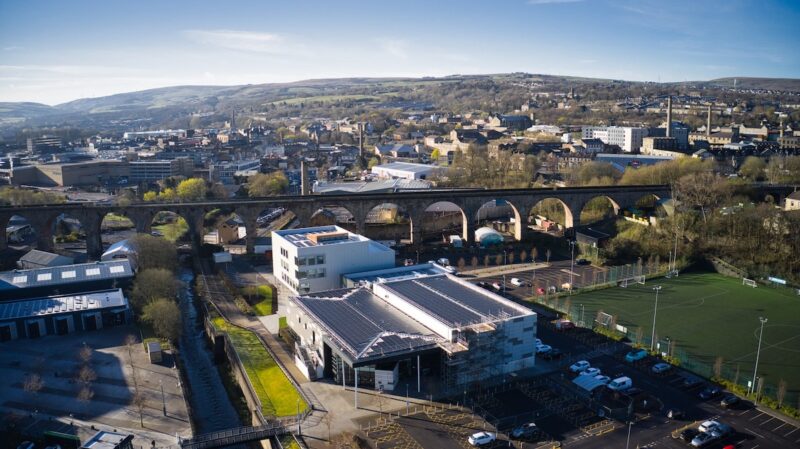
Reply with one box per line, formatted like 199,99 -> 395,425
18,249 -> 75,270
287,272 -> 536,393
0,259 -> 134,301
0,289 -> 130,341
81,430 -> 135,449
272,226 -> 395,294
371,162 -> 443,180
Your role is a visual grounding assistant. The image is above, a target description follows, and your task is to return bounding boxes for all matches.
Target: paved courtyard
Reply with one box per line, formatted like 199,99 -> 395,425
0,325 -> 192,448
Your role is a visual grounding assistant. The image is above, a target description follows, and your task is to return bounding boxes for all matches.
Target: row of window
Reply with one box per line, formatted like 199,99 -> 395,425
296,255 -> 325,266
296,268 -> 325,280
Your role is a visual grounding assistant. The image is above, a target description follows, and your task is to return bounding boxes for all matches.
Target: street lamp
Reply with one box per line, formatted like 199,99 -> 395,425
160,379 -> 166,416
625,421 -> 633,449
651,286 -> 662,351
751,317 -> 768,398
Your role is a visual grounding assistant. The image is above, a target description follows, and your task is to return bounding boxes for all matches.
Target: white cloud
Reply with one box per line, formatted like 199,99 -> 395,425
527,0 -> 585,5
183,29 -> 307,55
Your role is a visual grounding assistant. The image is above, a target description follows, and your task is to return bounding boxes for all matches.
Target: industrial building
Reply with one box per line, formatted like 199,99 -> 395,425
0,289 -> 130,341
272,226 -> 395,294
129,157 -> 194,182
0,259 -> 134,301
370,162 -> 444,180
286,267 -> 537,395
581,126 -> 648,153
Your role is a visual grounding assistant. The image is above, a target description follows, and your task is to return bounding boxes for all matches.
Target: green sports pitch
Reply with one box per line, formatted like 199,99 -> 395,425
569,272 -> 800,403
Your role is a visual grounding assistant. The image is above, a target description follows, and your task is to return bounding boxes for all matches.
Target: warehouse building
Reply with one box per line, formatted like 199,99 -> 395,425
272,226 -> 395,294
0,289 -> 130,342
286,269 -> 537,395
0,260 -> 134,301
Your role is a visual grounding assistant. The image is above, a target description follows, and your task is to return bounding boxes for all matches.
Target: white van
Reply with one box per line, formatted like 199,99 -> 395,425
607,376 -> 632,391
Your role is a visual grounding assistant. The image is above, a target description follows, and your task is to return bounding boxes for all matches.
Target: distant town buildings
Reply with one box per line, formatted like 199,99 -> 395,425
581,126 -> 648,153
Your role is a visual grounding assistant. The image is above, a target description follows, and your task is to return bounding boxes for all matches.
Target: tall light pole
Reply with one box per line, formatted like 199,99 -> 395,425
625,421 -> 633,449
569,240 -> 576,290
651,286 -> 662,351
160,379 -> 166,416
751,317 -> 768,398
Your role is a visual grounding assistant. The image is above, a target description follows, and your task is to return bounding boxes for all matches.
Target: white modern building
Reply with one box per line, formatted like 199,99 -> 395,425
272,226 -> 395,294
582,126 -> 648,153
371,162 -> 444,180
286,266 -> 536,392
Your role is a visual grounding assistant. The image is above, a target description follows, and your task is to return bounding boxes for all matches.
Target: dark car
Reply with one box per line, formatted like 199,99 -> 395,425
476,281 -> 489,288
699,385 -> 722,400
682,375 -> 704,389
540,348 -> 563,360
575,258 -> 591,265
679,428 -> 700,442
510,422 -> 538,439
667,408 -> 685,420
720,394 -> 740,408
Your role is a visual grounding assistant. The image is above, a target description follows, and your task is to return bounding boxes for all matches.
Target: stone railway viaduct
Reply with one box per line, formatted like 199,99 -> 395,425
0,185 -> 681,259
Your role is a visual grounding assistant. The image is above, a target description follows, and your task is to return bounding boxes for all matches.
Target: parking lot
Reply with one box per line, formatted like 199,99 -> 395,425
470,260 -> 607,298
363,311 -> 800,449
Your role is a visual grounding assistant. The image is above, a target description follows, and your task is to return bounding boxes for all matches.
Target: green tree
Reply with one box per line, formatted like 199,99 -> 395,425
142,298 -> 182,342
368,157 -> 380,169
176,178 -> 207,201
129,234 -> 178,271
143,191 -> 158,202
430,148 -> 440,162
248,172 -> 289,197
129,268 -> 180,311
739,156 -> 766,181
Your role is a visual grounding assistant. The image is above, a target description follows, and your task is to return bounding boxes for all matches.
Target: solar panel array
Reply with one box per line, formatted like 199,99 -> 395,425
295,288 -> 439,360
0,260 -> 133,290
0,289 -> 126,321
382,275 -> 525,327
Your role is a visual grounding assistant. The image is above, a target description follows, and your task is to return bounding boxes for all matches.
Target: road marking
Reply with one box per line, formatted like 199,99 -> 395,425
773,422 -> 787,432
738,409 -> 752,416
785,426 -> 799,437
760,416 -> 775,426
749,412 -> 765,421
745,427 -> 765,439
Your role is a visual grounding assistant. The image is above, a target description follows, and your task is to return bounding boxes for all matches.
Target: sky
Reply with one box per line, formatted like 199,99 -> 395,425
1,0 -> 798,105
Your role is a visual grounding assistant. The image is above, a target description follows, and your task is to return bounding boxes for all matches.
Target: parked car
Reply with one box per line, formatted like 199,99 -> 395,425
679,428 -> 700,442
625,349 -> 648,362
593,375 -> 611,385
536,344 -> 552,354
576,258 -> 590,265
437,258 -> 451,266
698,420 -> 721,433
682,375 -> 704,389
710,423 -> 733,438
569,360 -> 590,373
510,422 -> 538,439
492,282 -> 503,291
468,431 -> 496,446
540,348 -> 563,360
580,367 -> 601,377
403,259 -> 415,266
651,362 -> 672,374
476,281 -> 489,288
691,431 -> 718,447
554,320 -> 576,331
607,376 -> 633,391
720,394 -> 740,408
699,386 -> 722,400
667,408 -> 685,420
510,277 -> 523,286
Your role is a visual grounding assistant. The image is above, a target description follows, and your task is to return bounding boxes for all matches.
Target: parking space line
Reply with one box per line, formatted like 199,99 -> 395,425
749,411 -> 765,421
760,416 -> 775,426
738,409 -> 752,416
785,426 -> 799,437
773,422 -> 787,432
745,427 -> 765,439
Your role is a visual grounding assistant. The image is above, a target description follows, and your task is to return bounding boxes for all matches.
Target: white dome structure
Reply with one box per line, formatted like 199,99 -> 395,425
474,226 -> 503,246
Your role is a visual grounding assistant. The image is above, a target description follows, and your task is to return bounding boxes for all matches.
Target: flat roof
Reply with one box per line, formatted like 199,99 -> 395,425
275,225 -> 391,251
381,275 -> 531,328
0,260 -> 134,292
0,289 -> 127,321
293,288 -> 440,363
344,263 -> 448,284
373,162 -> 440,174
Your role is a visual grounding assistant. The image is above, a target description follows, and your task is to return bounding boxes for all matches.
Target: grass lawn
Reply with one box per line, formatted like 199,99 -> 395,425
212,317 -> 308,418
138,321 -> 171,350
153,217 -> 188,242
250,285 -> 273,316
570,272 -> 800,404
101,212 -> 134,230
279,316 -> 288,329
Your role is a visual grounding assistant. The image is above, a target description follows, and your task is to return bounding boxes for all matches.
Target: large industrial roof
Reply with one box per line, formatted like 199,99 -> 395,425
0,259 -> 134,292
0,288 -> 127,321
293,288 -> 440,363
381,275 -> 530,328
344,263 -> 448,285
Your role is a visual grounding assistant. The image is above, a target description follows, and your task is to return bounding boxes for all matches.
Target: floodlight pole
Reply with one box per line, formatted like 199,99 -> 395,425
625,421 -> 633,449
569,240 -> 576,289
651,286 -> 662,351
751,317 -> 768,398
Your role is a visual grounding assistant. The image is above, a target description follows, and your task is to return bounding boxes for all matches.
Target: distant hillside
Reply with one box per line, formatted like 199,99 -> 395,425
709,77 -> 800,91
0,102 -> 55,118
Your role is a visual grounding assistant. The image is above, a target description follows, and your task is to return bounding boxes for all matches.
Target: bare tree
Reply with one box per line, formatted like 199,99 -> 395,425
79,344 -> 93,365
545,248 -> 551,264
23,373 -> 45,410
713,356 -> 723,378
777,379 -> 788,407
520,250 -> 528,263
77,386 -> 95,418
494,254 -> 503,266
508,251 -> 517,265
132,389 -> 147,428
471,256 -> 478,270
483,255 -> 489,268
77,366 -> 97,387
124,334 -> 138,388
457,257 -> 466,272
531,247 -> 538,262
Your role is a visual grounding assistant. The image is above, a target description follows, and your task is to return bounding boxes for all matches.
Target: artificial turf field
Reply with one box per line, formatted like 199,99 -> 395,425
570,272 -> 800,403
